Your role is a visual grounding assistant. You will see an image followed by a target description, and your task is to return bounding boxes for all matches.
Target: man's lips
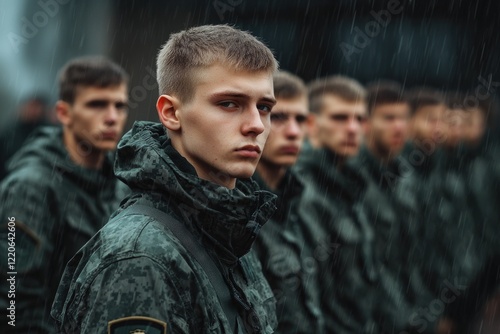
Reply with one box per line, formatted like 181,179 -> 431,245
235,145 -> 261,158
280,145 -> 299,154
101,131 -> 118,140
342,141 -> 358,147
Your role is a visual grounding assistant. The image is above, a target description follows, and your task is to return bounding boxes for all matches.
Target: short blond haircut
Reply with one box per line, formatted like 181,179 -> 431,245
156,25 -> 278,102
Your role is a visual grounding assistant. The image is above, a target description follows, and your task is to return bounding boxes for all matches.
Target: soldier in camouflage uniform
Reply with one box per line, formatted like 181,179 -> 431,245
52,25 -> 279,333
350,81 -> 433,333
401,88 -> 449,297
0,56 -> 129,333
460,96 -> 500,260
252,71 -> 324,333
296,76 -> 379,333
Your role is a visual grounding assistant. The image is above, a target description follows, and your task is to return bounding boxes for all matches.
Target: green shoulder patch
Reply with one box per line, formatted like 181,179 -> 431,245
108,316 -> 167,334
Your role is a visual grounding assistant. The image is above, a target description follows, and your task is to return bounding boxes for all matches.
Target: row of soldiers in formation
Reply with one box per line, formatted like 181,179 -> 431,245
260,72 -> 500,334
1,26 -> 499,334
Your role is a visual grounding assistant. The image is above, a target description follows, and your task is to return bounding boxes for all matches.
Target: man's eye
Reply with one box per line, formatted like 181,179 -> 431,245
87,100 -> 109,109
257,104 -> 273,113
357,115 -> 367,123
296,115 -> 307,124
332,115 -> 348,121
219,101 -> 238,108
115,102 -> 128,111
271,113 -> 288,122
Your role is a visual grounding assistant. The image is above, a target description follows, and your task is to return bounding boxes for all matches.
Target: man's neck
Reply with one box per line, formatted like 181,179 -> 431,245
327,148 -> 346,170
63,131 -> 105,170
366,141 -> 394,165
256,161 -> 287,191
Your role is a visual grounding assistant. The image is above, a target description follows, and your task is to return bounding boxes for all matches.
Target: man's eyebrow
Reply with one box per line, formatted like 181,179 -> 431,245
84,99 -> 128,107
210,91 -> 276,105
84,99 -> 109,106
272,109 -> 308,114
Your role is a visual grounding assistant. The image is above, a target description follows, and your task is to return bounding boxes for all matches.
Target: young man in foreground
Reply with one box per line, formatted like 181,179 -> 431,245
52,25 -> 279,333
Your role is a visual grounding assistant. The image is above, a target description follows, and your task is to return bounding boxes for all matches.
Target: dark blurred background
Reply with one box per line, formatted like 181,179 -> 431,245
1,0 -> 499,134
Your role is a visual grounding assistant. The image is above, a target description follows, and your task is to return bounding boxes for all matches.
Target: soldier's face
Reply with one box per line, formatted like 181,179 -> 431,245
410,104 -> 446,145
169,64 -> 275,189
315,94 -> 367,158
60,84 -> 128,153
260,95 -> 309,167
367,102 -> 410,158
442,108 -> 467,149
463,107 -> 486,146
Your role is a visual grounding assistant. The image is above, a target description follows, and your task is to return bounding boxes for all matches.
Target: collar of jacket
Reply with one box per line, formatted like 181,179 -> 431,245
6,125 -> 116,193
299,147 -> 367,203
353,145 -> 403,190
401,142 -> 438,179
252,168 -> 304,223
439,144 -> 468,173
115,121 -> 277,265
461,133 -> 493,162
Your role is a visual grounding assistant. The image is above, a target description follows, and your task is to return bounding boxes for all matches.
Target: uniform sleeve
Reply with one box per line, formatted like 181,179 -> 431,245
60,256 -> 191,334
0,176 -> 59,334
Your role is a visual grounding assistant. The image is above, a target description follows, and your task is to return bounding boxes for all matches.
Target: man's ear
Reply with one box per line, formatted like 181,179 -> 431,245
157,95 -> 181,131
55,100 -> 71,126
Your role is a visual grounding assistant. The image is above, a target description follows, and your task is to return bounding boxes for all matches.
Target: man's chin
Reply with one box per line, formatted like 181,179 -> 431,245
342,147 -> 359,158
233,168 -> 258,180
276,158 -> 296,168
94,144 -> 116,153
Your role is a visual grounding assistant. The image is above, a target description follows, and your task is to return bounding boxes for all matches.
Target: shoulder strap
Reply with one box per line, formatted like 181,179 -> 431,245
117,204 -> 238,333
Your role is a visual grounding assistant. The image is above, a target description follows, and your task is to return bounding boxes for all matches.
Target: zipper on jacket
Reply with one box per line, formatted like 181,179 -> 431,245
227,266 -> 262,333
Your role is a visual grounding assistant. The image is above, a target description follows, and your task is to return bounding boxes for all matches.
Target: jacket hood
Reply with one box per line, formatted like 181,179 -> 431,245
115,121 -> 277,263
6,125 -> 116,192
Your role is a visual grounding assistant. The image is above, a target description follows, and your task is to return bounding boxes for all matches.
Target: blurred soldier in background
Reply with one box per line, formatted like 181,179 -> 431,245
350,80 -> 433,333
0,56 -> 129,333
404,87 -> 447,179
252,70 -> 324,333
296,76 -> 378,333
0,95 -> 51,181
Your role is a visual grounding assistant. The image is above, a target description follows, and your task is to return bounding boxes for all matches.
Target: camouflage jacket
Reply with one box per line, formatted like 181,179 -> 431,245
0,126 -> 126,334
51,121 -> 278,334
296,148 -> 379,334
431,147 -> 489,285
252,170 -> 324,334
